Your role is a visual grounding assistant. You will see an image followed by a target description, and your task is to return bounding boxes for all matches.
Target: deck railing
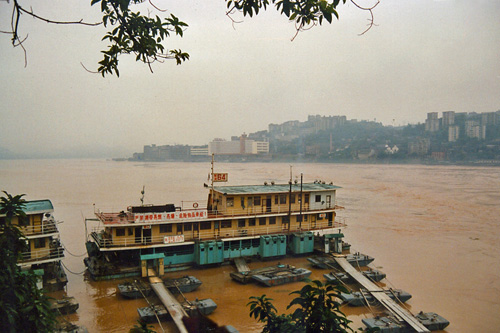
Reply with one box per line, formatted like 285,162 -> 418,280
20,222 -> 59,236
95,204 -> 342,224
89,219 -> 346,249
19,246 -> 64,263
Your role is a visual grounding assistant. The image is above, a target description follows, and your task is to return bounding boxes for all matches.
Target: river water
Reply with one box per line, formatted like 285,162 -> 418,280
0,159 -> 499,332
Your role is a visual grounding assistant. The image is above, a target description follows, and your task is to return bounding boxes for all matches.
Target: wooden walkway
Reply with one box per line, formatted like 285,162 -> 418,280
233,258 -> 250,273
334,257 -> 430,333
149,273 -> 189,333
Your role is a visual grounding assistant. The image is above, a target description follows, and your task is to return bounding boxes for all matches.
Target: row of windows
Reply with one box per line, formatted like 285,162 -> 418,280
227,194 -> 312,208
112,212 -> 327,236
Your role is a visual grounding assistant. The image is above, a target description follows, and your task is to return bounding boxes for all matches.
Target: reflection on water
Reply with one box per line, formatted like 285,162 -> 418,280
1,160 -> 499,332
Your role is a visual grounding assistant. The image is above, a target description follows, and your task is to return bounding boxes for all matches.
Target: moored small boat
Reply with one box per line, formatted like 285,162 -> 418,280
117,280 -> 152,299
118,275 -> 202,299
137,298 -> 217,323
50,296 -> 79,315
164,275 -> 202,293
340,288 -> 411,307
307,253 -> 374,269
362,312 -> 450,332
230,264 -> 294,284
415,311 -> 450,331
324,269 -> 386,283
252,267 -> 312,286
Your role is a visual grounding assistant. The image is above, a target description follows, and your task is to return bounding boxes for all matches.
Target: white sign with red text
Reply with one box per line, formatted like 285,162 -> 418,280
134,210 -> 208,223
164,235 -> 185,244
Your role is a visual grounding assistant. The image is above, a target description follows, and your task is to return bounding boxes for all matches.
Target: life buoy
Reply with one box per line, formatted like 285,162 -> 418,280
193,202 -> 199,208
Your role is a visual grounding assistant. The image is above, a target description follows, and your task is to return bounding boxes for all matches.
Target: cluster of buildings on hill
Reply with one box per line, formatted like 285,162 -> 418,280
125,111 -> 500,163
425,111 -> 497,141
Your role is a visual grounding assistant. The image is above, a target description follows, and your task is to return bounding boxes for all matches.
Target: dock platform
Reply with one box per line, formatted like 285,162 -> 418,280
333,256 -> 430,333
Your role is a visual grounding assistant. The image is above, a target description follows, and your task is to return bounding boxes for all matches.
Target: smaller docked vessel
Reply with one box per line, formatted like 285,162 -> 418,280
324,269 -> 386,283
118,276 -> 202,299
137,299 -> 217,323
50,296 -> 79,315
340,288 -> 412,307
307,253 -> 374,269
362,312 -> 450,332
252,267 -> 312,286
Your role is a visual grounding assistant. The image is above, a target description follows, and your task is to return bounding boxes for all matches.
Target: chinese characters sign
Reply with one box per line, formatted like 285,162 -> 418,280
164,235 -> 184,244
134,210 -> 208,223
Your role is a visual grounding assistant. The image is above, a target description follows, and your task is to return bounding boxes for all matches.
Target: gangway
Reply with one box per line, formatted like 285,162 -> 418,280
333,256 -> 430,333
233,257 -> 250,273
149,273 -> 189,333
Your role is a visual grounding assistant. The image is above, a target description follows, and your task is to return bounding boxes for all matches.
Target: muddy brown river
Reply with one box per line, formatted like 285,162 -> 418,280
1,160 -> 499,332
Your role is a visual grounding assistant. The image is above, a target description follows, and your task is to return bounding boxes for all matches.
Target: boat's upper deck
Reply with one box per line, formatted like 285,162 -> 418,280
94,182 -> 341,226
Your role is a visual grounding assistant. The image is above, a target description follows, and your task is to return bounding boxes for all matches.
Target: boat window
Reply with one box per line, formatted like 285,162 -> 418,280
160,224 -> 173,233
282,216 -> 290,224
315,195 -> 321,203
305,194 -> 309,203
238,219 -> 246,228
200,222 -> 211,230
183,223 -> 192,231
274,196 -> 278,205
249,218 -> 256,226
221,221 -> 232,228
253,196 -> 261,206
269,217 -> 276,225
34,238 -> 46,249
248,197 -> 253,207
226,197 -> 234,207
116,228 -> 126,236
297,215 -> 303,222
259,217 -> 266,225
304,214 -> 308,221
290,194 -> 295,204
128,228 -> 134,236
279,194 -> 286,204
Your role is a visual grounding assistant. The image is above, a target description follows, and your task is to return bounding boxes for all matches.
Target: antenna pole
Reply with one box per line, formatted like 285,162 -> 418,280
211,154 -> 214,211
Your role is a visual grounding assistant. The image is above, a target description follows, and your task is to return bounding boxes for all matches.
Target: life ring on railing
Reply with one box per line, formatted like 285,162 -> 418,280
193,202 -> 199,208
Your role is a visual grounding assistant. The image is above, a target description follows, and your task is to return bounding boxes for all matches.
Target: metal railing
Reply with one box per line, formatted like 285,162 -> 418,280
20,222 -> 59,236
94,204 -> 342,224
89,219 -> 345,249
19,246 -> 64,263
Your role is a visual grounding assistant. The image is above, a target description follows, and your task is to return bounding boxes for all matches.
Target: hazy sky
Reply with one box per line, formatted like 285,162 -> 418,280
1,0 -> 499,157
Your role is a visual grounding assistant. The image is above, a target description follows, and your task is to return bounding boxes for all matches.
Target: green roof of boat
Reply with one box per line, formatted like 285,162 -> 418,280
22,200 -> 54,214
213,183 -> 341,195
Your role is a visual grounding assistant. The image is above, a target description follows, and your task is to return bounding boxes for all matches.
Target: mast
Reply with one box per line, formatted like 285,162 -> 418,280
211,153 -> 214,211
299,173 -> 303,230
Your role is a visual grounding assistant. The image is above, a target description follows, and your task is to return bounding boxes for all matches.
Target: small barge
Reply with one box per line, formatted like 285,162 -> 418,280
118,276 -> 202,299
307,253 -> 374,269
138,298 -> 217,323
252,267 -> 312,286
340,288 -> 412,307
362,312 -> 450,332
324,269 -> 386,283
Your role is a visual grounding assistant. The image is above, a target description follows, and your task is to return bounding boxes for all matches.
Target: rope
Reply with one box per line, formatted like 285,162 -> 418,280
61,242 -> 87,257
60,261 -> 86,275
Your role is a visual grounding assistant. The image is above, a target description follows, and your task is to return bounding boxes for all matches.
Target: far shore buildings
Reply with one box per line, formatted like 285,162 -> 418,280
133,134 -> 270,161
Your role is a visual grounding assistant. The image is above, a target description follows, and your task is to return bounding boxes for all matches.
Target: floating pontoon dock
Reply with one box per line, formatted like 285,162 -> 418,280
333,256 -> 430,333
